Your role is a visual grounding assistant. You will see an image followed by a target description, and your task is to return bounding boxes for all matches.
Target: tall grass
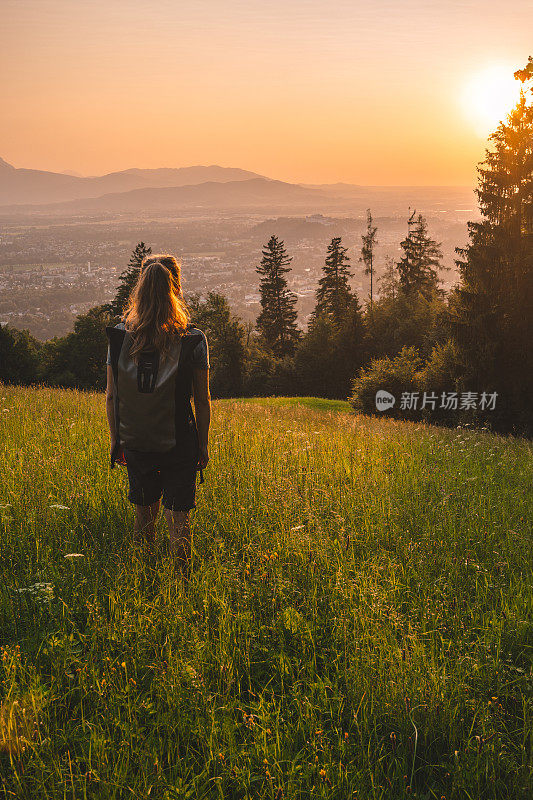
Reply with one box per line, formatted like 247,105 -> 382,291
0,385 -> 532,799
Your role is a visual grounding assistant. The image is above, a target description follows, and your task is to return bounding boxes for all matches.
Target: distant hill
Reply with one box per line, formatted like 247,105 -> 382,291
0,158 -> 265,205
0,156 -> 477,216
2,177 -> 328,214
0,157 -> 83,205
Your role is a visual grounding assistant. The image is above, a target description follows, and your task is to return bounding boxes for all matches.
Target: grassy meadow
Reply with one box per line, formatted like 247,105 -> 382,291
0,385 -> 532,799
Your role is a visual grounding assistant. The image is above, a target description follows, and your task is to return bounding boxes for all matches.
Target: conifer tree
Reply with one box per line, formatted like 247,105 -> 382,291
452,58 -> 533,432
256,235 -> 300,357
397,211 -> 443,297
295,294 -> 365,399
378,256 -> 400,300
188,292 -> 246,397
314,237 -> 353,324
109,242 -> 152,319
360,209 -> 378,306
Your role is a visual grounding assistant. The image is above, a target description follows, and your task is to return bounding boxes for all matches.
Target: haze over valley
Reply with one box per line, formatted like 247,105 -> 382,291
0,158 -> 476,339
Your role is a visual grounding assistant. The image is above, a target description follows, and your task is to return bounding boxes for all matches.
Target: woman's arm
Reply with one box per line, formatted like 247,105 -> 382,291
192,368 -> 211,467
106,365 -> 117,450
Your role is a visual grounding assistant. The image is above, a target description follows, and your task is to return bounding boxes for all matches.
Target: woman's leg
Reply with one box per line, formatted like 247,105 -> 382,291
163,509 -> 191,568
134,500 -> 160,546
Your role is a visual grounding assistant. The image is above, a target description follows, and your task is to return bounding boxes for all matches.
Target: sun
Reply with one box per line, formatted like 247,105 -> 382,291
461,64 -> 522,136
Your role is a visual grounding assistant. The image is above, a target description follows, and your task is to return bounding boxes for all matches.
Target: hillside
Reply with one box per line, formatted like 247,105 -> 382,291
14,177 -> 329,215
0,156 -> 477,216
1,386 -> 532,798
0,158 -> 265,206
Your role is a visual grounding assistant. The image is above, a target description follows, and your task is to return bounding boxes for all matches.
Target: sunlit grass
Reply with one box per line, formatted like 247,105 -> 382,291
0,385 -> 532,799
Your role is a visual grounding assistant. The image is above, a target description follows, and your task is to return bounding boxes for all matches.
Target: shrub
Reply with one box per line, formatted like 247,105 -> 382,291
349,346 -> 423,419
419,340 -> 464,424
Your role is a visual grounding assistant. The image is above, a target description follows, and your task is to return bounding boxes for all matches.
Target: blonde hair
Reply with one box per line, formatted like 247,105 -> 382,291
123,255 -> 190,362
142,254 -> 183,294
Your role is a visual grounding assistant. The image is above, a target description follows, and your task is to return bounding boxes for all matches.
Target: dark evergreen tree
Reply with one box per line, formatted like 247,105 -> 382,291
397,211 -> 443,297
313,237 -> 354,324
0,325 -> 40,385
256,235 -> 300,357
378,256 -> 400,300
41,305 -> 111,390
187,292 -> 246,397
452,59 -> 533,433
109,242 -> 152,319
360,209 -> 378,306
364,289 -> 446,362
295,295 -> 366,399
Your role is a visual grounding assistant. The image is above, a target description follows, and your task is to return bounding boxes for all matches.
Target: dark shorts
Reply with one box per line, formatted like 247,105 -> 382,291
123,442 -> 199,511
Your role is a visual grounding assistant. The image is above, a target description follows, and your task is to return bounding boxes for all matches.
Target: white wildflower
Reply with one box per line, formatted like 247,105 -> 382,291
17,583 -> 54,598
49,504 -> 70,510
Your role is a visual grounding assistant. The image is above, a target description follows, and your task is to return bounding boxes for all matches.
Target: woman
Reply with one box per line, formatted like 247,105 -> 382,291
105,254 -> 210,575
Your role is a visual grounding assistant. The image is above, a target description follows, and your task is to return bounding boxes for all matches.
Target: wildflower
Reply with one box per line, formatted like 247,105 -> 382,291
121,662 -> 126,669
17,583 -> 53,598
319,769 -> 326,778
49,504 -> 70,510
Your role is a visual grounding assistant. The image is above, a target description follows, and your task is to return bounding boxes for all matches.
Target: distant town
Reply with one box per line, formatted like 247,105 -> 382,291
0,208 -> 471,340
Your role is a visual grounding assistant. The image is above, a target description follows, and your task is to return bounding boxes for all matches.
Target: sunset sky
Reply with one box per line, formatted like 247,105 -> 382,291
2,0 -> 531,185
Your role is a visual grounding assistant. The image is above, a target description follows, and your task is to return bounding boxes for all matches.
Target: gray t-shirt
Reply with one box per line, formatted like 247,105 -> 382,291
106,323 -> 209,369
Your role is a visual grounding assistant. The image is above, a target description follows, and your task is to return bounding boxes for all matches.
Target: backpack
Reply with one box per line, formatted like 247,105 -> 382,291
106,323 -> 205,481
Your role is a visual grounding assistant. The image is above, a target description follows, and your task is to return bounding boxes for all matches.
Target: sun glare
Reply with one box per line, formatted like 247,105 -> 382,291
461,65 -> 522,137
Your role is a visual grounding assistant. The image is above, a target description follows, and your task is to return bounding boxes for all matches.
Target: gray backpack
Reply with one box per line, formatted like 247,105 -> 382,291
106,323 -> 205,481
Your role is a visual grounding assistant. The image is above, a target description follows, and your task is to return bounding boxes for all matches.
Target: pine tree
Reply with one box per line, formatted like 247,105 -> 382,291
188,292 -> 246,397
397,211 -> 443,297
256,235 -> 300,358
452,59 -> 533,432
314,237 -> 353,324
109,242 -> 152,319
295,295 -> 365,399
378,256 -> 400,300
360,209 -> 378,306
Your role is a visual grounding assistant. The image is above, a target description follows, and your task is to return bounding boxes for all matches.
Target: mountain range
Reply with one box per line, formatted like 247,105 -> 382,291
0,158 -> 264,205
0,157 -> 477,216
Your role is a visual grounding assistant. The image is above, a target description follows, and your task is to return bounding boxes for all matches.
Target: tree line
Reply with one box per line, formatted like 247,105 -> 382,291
0,213 -> 444,397
1,57 -> 531,435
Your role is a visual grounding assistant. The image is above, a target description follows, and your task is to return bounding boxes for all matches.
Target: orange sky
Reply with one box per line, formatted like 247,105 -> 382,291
1,0 -> 531,185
